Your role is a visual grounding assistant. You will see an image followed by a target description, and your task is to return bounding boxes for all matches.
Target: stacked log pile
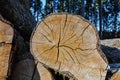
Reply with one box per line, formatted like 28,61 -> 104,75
1,13 -> 120,80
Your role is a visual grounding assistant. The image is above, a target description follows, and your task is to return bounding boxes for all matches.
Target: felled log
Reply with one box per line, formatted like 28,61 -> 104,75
30,13 -> 108,80
100,39 -> 120,63
10,59 -> 39,80
11,59 -> 53,80
100,39 -> 120,79
0,16 -> 14,80
101,39 -> 120,48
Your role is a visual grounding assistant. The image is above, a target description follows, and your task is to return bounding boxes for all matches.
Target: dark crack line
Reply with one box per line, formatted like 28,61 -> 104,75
71,49 -> 81,64
62,47 -> 76,63
72,23 -> 91,44
75,48 -> 97,57
80,23 -> 91,36
75,47 -> 97,51
42,20 -> 54,40
60,45 -> 96,51
0,42 -> 5,46
39,28 -> 50,37
45,47 -> 56,65
58,62 -> 61,71
42,20 -> 52,32
60,45 -> 97,64
63,14 -> 68,32
60,45 -> 80,64
63,33 -> 76,44
62,20 -> 71,41
76,49 -> 92,57
56,21 -> 62,62
38,45 -> 55,56
40,32 -> 52,43
47,20 -> 54,40
61,14 -> 69,41
62,24 -> 76,44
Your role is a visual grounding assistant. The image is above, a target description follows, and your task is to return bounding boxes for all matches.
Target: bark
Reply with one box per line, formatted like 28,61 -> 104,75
10,59 -> 40,80
0,0 -> 36,41
0,0 -> 37,80
8,28 -> 37,80
31,13 -> 108,80
10,59 -> 53,80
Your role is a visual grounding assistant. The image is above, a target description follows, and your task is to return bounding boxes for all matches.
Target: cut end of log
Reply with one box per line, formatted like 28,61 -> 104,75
37,62 -> 53,80
111,72 -> 120,80
0,18 -> 14,79
101,38 -> 120,48
30,13 -> 108,80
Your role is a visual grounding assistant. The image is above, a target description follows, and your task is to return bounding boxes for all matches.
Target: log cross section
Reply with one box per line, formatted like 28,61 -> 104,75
0,18 -> 14,80
31,13 -> 108,80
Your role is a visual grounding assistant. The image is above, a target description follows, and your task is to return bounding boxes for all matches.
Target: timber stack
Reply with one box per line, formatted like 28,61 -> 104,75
1,13 -> 120,80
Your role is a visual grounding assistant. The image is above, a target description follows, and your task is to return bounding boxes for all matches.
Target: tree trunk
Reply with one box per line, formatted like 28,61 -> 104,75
31,13 -> 108,80
99,0 -> 103,39
0,0 -> 36,41
0,16 -> 14,80
81,0 -> 85,17
0,0 -> 37,80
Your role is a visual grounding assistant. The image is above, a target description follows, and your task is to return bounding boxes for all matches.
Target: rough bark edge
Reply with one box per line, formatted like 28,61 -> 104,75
30,12 -> 108,64
0,15 -> 13,27
30,12 -> 109,79
0,16 -> 14,79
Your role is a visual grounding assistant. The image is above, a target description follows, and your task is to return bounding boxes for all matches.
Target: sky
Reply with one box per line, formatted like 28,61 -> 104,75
41,0 -> 46,7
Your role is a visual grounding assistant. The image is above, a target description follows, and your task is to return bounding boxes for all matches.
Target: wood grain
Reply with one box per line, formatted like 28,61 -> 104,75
110,70 -> 120,80
31,13 -> 108,80
0,18 -> 14,79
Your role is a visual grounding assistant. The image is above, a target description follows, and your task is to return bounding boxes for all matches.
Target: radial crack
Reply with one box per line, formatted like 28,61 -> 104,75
56,18 -> 63,62
80,23 -> 91,36
63,48 -> 76,63
61,14 -> 68,41
38,45 -> 55,56
40,32 -> 52,43
42,20 -> 52,32
0,42 -> 6,46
